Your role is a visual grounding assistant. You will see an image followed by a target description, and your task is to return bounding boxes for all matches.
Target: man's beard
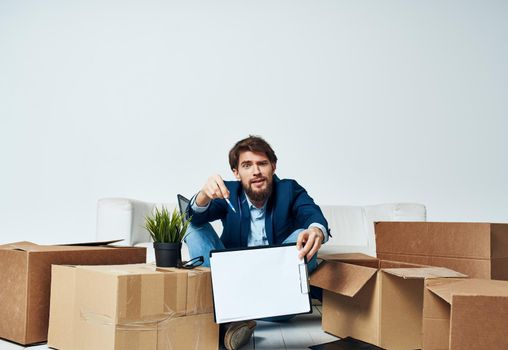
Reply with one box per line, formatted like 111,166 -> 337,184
244,177 -> 273,204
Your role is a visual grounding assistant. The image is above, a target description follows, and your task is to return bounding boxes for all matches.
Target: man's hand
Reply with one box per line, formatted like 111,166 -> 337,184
297,227 -> 324,260
196,175 -> 230,207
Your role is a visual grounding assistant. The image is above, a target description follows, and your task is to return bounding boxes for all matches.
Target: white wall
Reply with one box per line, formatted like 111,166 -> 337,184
1,0 -> 507,244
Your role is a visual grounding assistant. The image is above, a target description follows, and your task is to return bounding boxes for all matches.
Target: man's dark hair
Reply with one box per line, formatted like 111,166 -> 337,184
228,135 -> 278,170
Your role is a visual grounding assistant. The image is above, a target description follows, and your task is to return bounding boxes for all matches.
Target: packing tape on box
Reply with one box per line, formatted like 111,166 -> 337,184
80,310 -> 179,331
187,268 -> 213,315
80,268 -> 212,329
155,266 -> 212,316
115,272 -> 189,323
80,310 -> 217,349
117,314 -> 217,350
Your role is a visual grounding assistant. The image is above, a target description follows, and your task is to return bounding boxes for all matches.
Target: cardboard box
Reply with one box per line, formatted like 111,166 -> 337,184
0,241 -> 146,345
48,264 -> 218,350
423,278 -> 508,350
375,222 -> 508,279
310,254 -> 465,350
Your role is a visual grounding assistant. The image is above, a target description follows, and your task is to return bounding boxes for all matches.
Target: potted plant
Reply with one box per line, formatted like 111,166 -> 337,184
145,206 -> 191,267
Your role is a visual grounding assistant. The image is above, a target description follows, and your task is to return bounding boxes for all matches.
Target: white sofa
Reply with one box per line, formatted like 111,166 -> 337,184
96,198 -> 426,263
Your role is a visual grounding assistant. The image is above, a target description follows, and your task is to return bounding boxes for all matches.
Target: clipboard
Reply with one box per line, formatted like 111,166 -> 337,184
209,244 -> 311,323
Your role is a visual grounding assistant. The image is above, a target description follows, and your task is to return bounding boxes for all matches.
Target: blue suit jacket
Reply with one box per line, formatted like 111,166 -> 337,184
189,175 -> 329,249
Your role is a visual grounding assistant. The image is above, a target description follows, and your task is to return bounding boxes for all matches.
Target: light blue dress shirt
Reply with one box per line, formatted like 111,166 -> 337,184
244,196 -> 269,246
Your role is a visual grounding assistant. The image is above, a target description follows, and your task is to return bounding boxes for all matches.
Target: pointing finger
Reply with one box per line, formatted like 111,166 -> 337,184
214,175 -> 230,199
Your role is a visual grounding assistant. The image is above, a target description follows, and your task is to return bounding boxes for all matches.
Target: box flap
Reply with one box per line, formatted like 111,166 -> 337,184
426,282 -> 461,304
426,278 -> 508,305
449,294 -> 508,350
57,239 -> 124,246
0,241 -> 41,251
379,259 -> 429,269
320,253 -> 377,262
382,267 -> 466,280
320,253 -> 379,269
0,240 -> 125,252
310,261 -> 377,297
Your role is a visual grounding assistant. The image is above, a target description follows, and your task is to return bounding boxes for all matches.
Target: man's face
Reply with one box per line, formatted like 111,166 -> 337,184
233,151 -> 276,204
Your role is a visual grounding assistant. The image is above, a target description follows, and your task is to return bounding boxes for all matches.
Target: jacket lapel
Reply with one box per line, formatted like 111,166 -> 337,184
265,176 -> 278,245
239,191 -> 250,247
265,199 -> 274,245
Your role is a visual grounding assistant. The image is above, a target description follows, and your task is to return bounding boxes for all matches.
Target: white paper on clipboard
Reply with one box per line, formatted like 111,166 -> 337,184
209,244 -> 311,324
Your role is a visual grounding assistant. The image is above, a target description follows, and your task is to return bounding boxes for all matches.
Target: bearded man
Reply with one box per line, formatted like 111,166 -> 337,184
184,135 -> 329,350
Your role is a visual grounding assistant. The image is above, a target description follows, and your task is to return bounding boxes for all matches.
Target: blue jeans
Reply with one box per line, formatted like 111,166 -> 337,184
183,222 -> 322,322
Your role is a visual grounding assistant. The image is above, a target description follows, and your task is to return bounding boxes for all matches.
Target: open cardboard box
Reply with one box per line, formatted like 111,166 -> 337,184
310,253 -> 465,350
0,241 -> 146,345
423,278 -> 508,350
375,222 -> 508,279
48,264 -> 218,350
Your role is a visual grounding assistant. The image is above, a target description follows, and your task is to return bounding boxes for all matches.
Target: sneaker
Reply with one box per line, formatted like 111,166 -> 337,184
223,320 -> 257,350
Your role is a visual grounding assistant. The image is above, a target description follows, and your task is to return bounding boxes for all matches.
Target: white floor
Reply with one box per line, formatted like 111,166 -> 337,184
0,306 -> 338,350
237,305 -> 339,350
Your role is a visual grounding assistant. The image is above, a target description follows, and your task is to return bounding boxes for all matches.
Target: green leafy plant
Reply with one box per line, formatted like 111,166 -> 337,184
144,206 -> 191,243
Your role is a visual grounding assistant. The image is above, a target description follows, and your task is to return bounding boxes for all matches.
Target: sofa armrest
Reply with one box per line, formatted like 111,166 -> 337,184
96,198 -> 186,263
96,198 -> 155,246
364,203 -> 427,222
319,203 -> 427,258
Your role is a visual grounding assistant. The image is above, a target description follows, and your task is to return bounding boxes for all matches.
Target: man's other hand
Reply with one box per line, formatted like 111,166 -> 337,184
296,227 -> 324,261
196,174 -> 230,207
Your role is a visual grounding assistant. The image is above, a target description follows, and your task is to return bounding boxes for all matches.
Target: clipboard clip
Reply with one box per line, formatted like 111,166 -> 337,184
298,263 -> 309,294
